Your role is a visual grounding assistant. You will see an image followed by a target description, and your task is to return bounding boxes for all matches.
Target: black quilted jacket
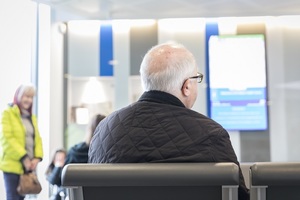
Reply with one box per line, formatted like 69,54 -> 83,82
88,90 -> 249,200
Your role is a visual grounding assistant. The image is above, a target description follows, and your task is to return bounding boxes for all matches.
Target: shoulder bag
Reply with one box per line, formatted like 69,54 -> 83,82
17,171 -> 42,195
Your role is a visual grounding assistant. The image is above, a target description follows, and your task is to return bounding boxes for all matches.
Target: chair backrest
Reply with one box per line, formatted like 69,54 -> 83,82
61,162 -> 239,200
250,162 -> 300,200
240,162 -> 254,189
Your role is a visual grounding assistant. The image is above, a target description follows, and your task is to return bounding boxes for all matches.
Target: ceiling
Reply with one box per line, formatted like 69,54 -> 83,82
34,0 -> 300,20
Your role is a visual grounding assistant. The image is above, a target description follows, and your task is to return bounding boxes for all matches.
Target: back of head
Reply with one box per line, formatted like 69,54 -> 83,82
139,42 -> 197,96
85,114 -> 106,145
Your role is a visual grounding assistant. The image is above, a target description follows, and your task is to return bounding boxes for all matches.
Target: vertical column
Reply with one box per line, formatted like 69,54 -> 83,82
205,22 -> 219,118
236,23 -> 271,162
113,21 -> 130,110
37,3 -> 52,200
130,21 -> 158,76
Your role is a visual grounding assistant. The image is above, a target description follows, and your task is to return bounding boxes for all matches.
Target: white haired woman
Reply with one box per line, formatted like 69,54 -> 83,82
0,84 -> 43,200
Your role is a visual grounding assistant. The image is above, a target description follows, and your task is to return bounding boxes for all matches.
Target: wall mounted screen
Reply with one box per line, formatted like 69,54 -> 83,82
208,34 -> 268,131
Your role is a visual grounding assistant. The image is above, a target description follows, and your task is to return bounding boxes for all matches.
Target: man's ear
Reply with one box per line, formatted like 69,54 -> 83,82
181,79 -> 191,97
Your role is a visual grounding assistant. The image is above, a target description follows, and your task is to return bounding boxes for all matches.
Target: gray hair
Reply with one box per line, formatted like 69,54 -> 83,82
16,83 -> 36,102
140,42 -> 197,94
13,83 -> 36,114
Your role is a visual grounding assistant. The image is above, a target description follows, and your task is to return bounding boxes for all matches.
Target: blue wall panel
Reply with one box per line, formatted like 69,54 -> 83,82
100,24 -> 113,76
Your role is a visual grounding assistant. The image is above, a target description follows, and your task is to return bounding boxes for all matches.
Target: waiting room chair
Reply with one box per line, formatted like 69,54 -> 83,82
250,162 -> 300,200
240,162 -> 254,189
61,162 -> 239,200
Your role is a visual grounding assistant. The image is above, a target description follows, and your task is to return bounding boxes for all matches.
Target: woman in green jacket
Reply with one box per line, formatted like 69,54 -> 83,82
0,84 -> 43,200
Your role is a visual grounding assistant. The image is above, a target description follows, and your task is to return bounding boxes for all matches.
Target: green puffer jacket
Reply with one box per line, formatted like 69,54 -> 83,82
0,104 -> 43,174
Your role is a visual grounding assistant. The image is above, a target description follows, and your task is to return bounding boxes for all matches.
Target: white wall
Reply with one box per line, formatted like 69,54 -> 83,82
0,1 -> 54,199
0,0 -> 33,111
0,1 -> 37,199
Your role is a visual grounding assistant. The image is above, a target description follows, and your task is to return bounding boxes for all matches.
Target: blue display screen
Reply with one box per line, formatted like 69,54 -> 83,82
208,34 -> 268,131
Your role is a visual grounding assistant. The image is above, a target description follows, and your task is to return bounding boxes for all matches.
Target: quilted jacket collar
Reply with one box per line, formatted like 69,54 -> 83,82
138,90 -> 185,108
